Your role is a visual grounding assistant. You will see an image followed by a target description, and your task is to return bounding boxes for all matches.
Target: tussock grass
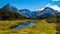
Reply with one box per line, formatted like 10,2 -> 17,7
8,20 -> 56,34
0,19 -> 56,34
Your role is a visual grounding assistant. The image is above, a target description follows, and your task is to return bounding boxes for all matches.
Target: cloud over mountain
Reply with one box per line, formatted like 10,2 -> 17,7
51,5 -> 60,11
40,3 -> 60,11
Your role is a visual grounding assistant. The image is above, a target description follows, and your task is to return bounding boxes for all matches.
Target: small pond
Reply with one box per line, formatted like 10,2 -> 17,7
12,22 -> 35,29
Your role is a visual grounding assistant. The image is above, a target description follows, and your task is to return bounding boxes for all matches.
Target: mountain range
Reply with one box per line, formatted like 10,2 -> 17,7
0,3 -> 60,19
35,7 -> 58,18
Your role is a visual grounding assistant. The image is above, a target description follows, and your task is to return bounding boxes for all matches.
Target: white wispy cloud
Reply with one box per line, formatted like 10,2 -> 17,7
51,5 -> 60,11
46,3 -> 60,11
45,3 -> 52,7
40,3 -> 52,10
40,8 -> 44,10
40,3 -> 60,11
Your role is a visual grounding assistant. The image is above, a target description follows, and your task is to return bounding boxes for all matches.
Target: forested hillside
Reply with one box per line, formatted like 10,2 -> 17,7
0,9 -> 26,20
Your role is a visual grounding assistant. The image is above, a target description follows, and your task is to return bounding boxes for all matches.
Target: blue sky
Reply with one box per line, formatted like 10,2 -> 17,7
0,0 -> 60,11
